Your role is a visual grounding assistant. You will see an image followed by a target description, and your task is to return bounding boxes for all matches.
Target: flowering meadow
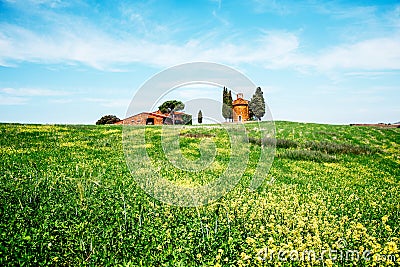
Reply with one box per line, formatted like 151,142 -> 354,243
0,121 -> 399,266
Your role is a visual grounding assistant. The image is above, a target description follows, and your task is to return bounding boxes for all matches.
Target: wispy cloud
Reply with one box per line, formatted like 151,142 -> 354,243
210,0 -> 222,10
118,2 -> 175,40
0,87 -> 71,106
250,0 -> 292,15
315,37 -> 400,71
2,18 -> 399,74
212,10 -> 230,26
1,0 -> 399,75
316,4 -> 377,20
0,96 -> 28,105
6,0 -> 73,9
1,87 -> 70,96
343,71 -> 399,79
0,22 -> 300,70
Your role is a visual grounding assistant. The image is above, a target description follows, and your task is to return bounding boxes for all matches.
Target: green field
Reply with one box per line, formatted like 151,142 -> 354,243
0,121 -> 399,266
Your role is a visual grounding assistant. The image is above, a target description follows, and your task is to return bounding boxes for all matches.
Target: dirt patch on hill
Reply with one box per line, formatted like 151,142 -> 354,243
180,133 -> 215,138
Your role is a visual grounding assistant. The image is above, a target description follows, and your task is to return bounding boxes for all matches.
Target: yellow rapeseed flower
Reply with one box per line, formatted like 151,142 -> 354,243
325,259 -> 333,267
387,241 -> 398,254
246,237 -> 255,245
240,252 -> 251,261
382,215 -> 389,224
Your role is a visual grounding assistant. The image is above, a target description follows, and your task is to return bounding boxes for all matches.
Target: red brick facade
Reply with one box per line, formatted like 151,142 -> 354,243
232,93 -> 249,122
116,110 -> 188,125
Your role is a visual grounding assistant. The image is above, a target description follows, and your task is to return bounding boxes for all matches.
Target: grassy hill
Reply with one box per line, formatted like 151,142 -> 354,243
0,121 -> 398,266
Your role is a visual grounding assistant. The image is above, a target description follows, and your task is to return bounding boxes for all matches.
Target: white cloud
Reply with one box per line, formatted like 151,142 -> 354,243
0,87 -> 72,106
0,96 -> 28,105
0,22 -> 300,70
250,0 -> 291,15
212,10 -> 230,26
1,11 -> 399,74
343,71 -> 395,78
316,4 -> 377,20
6,0 -> 70,8
316,37 -> 400,70
1,87 -> 70,96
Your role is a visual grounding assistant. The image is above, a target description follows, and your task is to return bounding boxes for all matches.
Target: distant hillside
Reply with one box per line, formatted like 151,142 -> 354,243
350,123 -> 400,128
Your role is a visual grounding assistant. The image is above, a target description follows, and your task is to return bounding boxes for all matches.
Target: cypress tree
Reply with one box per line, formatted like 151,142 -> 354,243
198,110 -> 203,124
222,87 -> 230,121
228,90 -> 233,122
249,87 -> 266,121
248,107 -> 255,121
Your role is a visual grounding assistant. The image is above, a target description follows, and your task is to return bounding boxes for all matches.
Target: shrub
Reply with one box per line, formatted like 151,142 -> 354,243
182,114 -> 193,125
96,115 -> 121,125
248,137 -> 298,149
278,149 -> 336,162
247,136 -> 262,146
305,141 -> 378,155
275,138 -> 299,149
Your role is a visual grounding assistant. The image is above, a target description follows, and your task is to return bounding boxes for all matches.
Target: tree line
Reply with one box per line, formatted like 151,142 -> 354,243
97,87 -> 265,125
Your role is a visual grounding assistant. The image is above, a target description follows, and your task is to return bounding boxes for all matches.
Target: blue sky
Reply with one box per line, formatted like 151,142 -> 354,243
0,0 -> 399,124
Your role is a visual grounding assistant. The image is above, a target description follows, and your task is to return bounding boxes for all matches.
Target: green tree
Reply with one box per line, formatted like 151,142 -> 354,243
96,115 -> 120,125
222,87 -> 230,121
182,114 -> 192,125
198,110 -> 203,124
158,100 -> 185,125
248,107 -> 255,121
249,87 -> 266,121
228,90 -> 233,122
222,87 -> 234,122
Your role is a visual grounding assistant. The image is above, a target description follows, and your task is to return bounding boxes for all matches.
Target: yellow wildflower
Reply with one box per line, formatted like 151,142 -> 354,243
325,259 -> 333,267
387,241 -> 398,254
382,215 -> 389,224
240,252 -> 251,261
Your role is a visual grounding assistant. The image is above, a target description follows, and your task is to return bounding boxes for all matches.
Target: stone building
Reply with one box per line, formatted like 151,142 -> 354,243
232,93 -> 249,122
115,110 -> 189,125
